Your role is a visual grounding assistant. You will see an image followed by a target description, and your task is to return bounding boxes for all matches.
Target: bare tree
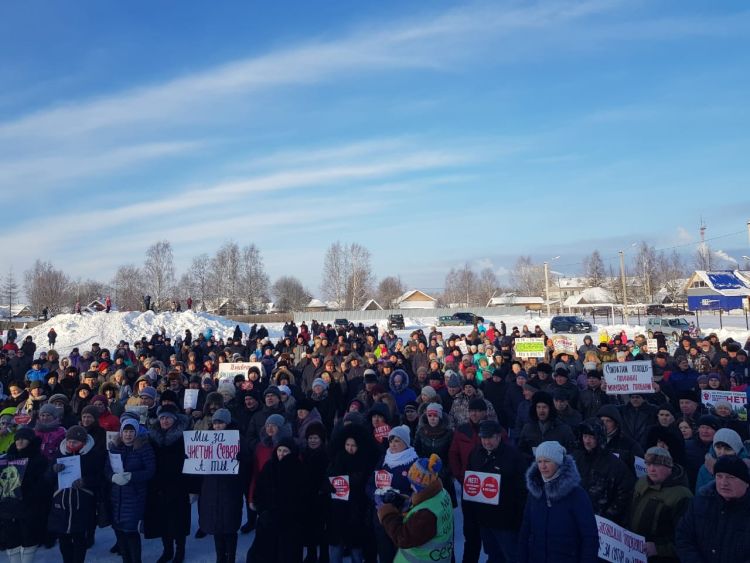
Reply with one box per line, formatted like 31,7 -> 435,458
377,276 -> 405,308
656,250 -> 688,303
113,265 -> 144,311
443,264 -> 479,306
272,276 -> 311,312
143,240 -> 175,310
632,242 -> 658,303
346,243 -> 375,309
76,279 -> 109,307
509,256 -> 544,295
2,268 -> 19,323
240,244 -> 270,312
321,241 -> 349,309
24,260 -> 71,315
694,242 -> 713,271
183,253 -> 212,311
582,250 -> 606,287
477,267 -> 499,305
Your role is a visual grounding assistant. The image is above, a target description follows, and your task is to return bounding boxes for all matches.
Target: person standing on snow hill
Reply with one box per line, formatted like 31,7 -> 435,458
519,441 -> 599,563
377,454 -> 454,563
47,328 -> 57,347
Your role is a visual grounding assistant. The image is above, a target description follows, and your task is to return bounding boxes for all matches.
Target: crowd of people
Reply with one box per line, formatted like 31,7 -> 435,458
0,317 -> 749,563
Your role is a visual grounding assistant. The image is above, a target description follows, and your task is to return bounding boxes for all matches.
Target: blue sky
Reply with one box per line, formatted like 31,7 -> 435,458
1,0 -> 749,294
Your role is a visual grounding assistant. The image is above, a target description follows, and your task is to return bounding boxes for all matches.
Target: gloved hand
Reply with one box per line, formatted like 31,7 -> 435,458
52,464 -> 65,473
112,472 -> 132,486
72,478 -> 84,489
189,494 -> 199,504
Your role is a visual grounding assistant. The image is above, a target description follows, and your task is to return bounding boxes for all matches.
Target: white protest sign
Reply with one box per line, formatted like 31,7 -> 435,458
596,515 -> 647,563
457,341 -> 468,355
514,338 -> 545,358
462,471 -> 501,505
701,390 -> 748,421
603,361 -> 653,395
646,338 -> 658,352
551,335 -> 576,355
57,455 -> 82,490
183,430 -> 240,474
329,475 -> 350,501
633,456 -> 647,479
218,362 -> 264,382
109,453 -> 124,474
106,431 -> 119,451
183,389 -> 199,410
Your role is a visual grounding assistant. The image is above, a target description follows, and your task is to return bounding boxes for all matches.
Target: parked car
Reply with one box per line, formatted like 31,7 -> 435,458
645,317 -> 695,339
437,315 -> 466,327
646,304 -> 694,316
334,318 -> 349,328
549,315 -> 593,333
387,314 -> 405,329
450,312 -> 485,324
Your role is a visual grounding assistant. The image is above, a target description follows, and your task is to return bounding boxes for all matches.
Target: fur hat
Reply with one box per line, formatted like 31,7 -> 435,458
157,404 -> 179,421
407,454 -> 442,492
65,425 -> 88,443
714,455 -> 750,484
645,446 -> 673,468
468,398 -> 487,411
14,427 -> 36,442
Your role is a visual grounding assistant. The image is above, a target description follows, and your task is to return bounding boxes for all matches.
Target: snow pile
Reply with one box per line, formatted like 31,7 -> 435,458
18,311 -> 284,356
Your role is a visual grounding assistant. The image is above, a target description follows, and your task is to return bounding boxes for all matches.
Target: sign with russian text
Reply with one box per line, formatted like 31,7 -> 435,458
595,516 -> 647,563
329,475 -> 350,501
374,469 -> 393,490
373,424 -> 391,443
514,338 -> 545,358
218,362 -> 263,382
183,430 -> 240,474
551,336 -> 576,355
462,470 -> 500,505
701,390 -> 748,421
603,361 -> 653,395
183,389 -> 199,410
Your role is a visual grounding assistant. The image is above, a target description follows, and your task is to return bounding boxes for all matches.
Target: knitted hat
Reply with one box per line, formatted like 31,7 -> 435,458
404,401 -> 418,414
445,371 -> 461,389
29,381 -> 42,390
265,414 -> 285,428
714,455 -> 750,484
263,386 -> 282,399
65,425 -> 88,443
312,378 -> 329,391
81,405 -> 100,418
39,403 -> 61,419
49,393 -> 69,406
407,454 -> 442,492
697,415 -> 721,431
468,398 -> 487,411
364,369 -> 378,383
478,420 -> 501,438
425,403 -> 443,416
276,384 -> 291,397
120,418 -> 138,433
139,387 -> 157,400
212,408 -> 232,425
14,427 -> 36,442
343,411 -> 365,426
644,446 -> 673,468
420,386 -> 437,400
388,425 -> 411,447
713,428 -> 743,455
157,404 -> 179,421
535,441 -> 566,465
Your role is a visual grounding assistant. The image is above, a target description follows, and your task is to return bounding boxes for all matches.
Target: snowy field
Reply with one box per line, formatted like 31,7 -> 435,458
14,309 -> 750,358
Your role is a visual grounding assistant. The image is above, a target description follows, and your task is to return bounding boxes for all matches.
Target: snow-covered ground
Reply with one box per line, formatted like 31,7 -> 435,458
15,310 -> 750,357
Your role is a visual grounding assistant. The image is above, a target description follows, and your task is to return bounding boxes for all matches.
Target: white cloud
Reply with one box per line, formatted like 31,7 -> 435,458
714,249 -> 738,264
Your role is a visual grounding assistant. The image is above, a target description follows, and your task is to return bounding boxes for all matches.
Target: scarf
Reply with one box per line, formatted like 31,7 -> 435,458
384,447 -> 417,469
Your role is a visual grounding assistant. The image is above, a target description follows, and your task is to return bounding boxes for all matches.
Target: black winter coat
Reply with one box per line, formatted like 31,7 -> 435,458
0,438 -> 51,549
676,486 -> 750,562
572,448 -> 634,524
144,417 -> 192,539
198,422 -> 243,535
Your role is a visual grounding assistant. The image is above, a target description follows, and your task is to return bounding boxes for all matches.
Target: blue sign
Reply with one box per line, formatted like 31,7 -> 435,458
688,295 -> 746,311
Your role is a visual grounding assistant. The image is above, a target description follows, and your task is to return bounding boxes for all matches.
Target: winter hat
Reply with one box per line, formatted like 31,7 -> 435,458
305,421 -> 326,441
713,400 -> 732,412
713,428 -> 743,455
312,378 -> 329,391
49,393 -> 69,406
29,381 -> 42,390
644,446 -> 673,468
388,425 -> 411,447
697,415 -> 721,431
404,401 -> 419,414
425,403 -> 443,416
535,441 -> 566,466
217,381 -> 236,399
364,369 -> 378,383
583,361 -> 598,372
428,371 -> 443,382
159,389 -> 178,404
343,411 -> 365,426
265,414 -> 286,428
65,425 -> 88,443
714,456 -> 750,484
468,398 -> 487,412
678,389 -> 700,403
407,454 -> 442,492
39,403 -> 61,420
420,386 -> 437,400
139,387 -> 157,401
81,405 -> 100,418
445,371 -> 461,389
212,408 -> 232,425
120,418 -> 138,433
157,404 -> 179,421
296,398 -> 315,412
478,420 -> 502,438
14,427 -> 36,442
263,386 -> 282,399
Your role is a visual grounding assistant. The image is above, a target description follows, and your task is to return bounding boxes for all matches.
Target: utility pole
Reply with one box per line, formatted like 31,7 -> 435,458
544,262 -> 550,317
620,251 -> 629,325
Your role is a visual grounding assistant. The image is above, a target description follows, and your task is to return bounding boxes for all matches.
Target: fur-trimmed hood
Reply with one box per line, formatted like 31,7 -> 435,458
526,454 -> 581,502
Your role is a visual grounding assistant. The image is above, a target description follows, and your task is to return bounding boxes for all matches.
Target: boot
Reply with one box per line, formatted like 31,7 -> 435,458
6,547 -> 22,563
173,537 -> 186,563
156,537 -> 174,563
19,546 -> 37,563
195,528 -> 207,539
225,533 -> 238,563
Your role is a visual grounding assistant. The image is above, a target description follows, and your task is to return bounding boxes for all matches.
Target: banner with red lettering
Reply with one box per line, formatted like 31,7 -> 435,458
329,475 -> 350,500
595,516 -> 647,563
603,361 -> 653,395
183,430 -> 240,474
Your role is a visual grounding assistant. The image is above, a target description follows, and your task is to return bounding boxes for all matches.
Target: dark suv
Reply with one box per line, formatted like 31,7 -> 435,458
550,315 -> 592,333
451,312 -> 485,325
387,314 -> 405,329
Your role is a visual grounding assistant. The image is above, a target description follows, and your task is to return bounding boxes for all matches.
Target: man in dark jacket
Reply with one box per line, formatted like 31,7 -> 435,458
597,404 -> 644,477
466,420 -> 527,562
518,391 -> 576,457
684,414 -> 720,490
572,419 -> 634,524
619,393 -> 658,449
676,455 -> 750,562
578,370 -> 613,420
246,386 -> 287,450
